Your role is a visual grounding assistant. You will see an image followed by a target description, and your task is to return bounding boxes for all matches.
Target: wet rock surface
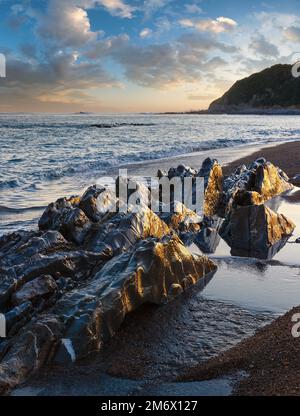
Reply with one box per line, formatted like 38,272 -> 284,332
220,202 -> 295,259
0,177 -> 217,393
0,156 -> 296,394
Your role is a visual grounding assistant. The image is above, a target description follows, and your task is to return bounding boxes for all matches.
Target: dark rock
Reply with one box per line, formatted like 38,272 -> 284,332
5,302 -> 33,334
85,206 -> 170,255
38,196 -> 81,231
219,204 -> 295,259
79,185 -> 117,222
59,208 -> 92,244
194,217 -> 223,254
12,275 -> 58,306
167,164 -> 197,179
0,316 -> 64,395
53,236 -> 217,363
291,175 -> 300,187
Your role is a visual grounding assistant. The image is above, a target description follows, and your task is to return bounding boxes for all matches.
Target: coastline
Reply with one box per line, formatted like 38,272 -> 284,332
3,139 -> 300,396
178,140 -> 300,396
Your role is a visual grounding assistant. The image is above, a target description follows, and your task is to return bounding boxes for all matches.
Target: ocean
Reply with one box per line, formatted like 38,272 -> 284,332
1,112 -> 300,235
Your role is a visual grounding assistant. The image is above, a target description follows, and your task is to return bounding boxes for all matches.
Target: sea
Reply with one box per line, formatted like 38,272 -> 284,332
2,113 -> 300,395
1,112 -> 300,236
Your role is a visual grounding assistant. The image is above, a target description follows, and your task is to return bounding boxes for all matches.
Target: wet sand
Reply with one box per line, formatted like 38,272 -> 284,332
10,140 -> 300,396
180,306 -> 300,396
223,140 -> 300,178
178,140 -> 300,396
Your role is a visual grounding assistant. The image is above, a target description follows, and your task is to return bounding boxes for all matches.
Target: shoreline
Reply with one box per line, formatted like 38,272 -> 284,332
5,139 -> 300,396
178,140 -> 300,396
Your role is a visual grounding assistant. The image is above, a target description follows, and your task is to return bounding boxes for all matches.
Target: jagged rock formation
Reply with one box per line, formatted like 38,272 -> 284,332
53,236 -> 216,363
199,158 -> 223,217
160,202 -> 201,233
0,179 -> 217,394
85,206 -> 170,255
222,158 -> 293,215
220,200 -> 295,259
0,156 -> 296,393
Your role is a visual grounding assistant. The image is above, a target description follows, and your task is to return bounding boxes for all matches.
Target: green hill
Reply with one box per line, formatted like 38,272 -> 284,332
209,64 -> 300,113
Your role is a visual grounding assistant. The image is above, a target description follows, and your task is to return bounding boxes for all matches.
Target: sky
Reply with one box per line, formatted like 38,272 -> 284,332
0,0 -> 300,113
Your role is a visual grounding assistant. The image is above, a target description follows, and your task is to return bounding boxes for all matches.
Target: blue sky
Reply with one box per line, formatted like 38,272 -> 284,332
0,0 -> 300,112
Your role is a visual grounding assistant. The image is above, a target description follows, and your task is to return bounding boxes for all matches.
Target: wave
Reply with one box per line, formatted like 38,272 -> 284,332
91,123 -> 156,128
0,205 -> 46,215
0,179 -> 21,190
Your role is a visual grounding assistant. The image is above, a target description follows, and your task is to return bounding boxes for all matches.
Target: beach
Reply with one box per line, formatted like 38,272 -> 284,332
6,139 -> 300,397
178,140 -> 300,396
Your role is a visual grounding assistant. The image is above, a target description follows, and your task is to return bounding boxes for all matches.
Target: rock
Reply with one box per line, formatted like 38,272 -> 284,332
79,185 -> 117,222
12,275 -> 57,306
85,205 -> 170,255
199,158 -> 223,218
5,302 -> 33,334
232,190 -> 264,207
38,186 -> 118,244
59,208 -> 92,245
167,164 -> 198,179
219,204 -> 295,259
0,236 -> 112,310
194,217 -> 223,254
0,316 -> 64,395
116,177 -> 151,208
291,175 -> 300,187
157,169 -> 167,179
38,196 -> 80,231
254,161 -> 293,200
53,236 -> 217,362
160,202 -> 201,233
223,159 -> 293,214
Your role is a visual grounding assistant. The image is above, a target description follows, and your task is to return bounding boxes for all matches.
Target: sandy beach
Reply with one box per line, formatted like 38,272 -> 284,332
7,139 -> 300,397
178,140 -> 300,396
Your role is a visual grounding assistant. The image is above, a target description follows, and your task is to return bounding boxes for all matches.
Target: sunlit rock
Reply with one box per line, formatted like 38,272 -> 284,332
85,205 -> 170,255
254,161 -> 293,200
53,236 -> 217,362
160,201 -> 201,233
199,158 -> 223,218
220,203 -> 295,259
223,159 -> 293,214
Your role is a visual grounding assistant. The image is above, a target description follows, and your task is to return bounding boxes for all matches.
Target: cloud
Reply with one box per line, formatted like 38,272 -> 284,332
140,28 -> 152,38
102,32 -> 238,88
284,26 -> 300,42
141,0 -> 171,20
35,1 -> 98,47
184,4 -> 203,14
180,16 -> 238,33
98,0 -> 134,18
249,34 -> 279,57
